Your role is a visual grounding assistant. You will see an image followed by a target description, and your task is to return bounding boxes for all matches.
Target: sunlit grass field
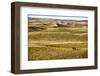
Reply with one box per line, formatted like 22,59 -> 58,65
28,27 -> 88,60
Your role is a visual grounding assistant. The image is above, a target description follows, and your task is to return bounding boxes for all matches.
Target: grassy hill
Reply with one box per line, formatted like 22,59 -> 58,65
28,18 -> 88,60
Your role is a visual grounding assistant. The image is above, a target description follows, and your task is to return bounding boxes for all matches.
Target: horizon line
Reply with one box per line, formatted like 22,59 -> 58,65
28,14 -> 88,21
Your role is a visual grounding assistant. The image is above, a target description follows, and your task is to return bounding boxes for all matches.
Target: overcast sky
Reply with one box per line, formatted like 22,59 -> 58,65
28,14 -> 88,21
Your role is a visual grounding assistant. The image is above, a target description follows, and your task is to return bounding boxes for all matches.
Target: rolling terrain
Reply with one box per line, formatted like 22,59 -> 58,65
28,18 -> 88,60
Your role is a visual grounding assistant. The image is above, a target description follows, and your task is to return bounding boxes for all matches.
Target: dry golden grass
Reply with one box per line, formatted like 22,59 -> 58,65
28,47 -> 87,60
28,27 -> 88,60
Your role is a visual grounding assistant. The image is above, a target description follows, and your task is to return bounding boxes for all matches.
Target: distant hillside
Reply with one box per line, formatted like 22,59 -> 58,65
28,18 -> 88,27
28,18 -> 88,31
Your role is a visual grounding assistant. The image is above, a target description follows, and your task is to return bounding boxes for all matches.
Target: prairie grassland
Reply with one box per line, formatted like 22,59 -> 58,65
28,27 -> 88,60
